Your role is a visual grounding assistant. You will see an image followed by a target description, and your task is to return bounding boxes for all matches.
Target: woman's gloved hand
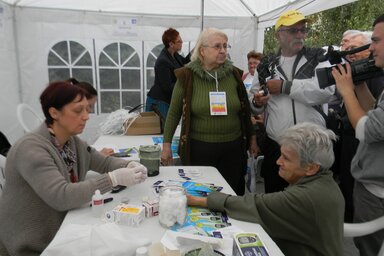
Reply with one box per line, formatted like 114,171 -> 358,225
127,161 -> 142,168
108,165 -> 148,187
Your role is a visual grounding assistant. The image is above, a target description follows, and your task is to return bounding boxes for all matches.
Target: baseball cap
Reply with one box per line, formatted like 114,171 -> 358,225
275,10 -> 308,31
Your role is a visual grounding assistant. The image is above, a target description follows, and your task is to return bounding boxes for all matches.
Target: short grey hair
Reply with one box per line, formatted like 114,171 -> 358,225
351,31 -> 372,45
362,31 -> 373,44
278,122 -> 337,171
190,27 -> 228,62
342,29 -> 361,38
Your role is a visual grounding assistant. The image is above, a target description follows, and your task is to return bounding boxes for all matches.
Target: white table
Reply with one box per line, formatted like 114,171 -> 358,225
45,166 -> 283,255
93,126 -> 181,159
93,134 -> 170,161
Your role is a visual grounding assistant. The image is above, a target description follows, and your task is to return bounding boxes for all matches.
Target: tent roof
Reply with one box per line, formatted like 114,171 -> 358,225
2,0 -> 356,28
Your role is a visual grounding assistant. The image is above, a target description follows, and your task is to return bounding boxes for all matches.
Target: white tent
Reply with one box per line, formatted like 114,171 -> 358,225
0,0 -> 355,143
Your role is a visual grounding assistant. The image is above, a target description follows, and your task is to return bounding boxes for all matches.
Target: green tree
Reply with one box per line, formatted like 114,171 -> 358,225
263,0 -> 384,54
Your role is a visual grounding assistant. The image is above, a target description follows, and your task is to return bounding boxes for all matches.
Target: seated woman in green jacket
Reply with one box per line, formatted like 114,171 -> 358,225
188,122 -> 345,256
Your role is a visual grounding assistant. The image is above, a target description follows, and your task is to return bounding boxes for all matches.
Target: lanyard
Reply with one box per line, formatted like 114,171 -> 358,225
205,70 -> 219,92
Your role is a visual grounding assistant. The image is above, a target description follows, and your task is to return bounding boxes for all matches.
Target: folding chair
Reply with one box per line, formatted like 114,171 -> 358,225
17,103 -> 44,133
344,216 -> 384,256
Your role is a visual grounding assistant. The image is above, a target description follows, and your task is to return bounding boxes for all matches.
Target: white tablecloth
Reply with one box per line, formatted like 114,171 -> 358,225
92,126 -> 181,160
43,165 -> 283,255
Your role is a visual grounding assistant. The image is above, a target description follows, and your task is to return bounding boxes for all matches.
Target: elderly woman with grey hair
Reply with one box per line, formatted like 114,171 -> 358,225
188,122 -> 345,256
160,28 -> 257,195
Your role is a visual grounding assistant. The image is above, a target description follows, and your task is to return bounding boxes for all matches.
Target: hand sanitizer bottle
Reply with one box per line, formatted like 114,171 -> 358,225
92,189 -> 104,218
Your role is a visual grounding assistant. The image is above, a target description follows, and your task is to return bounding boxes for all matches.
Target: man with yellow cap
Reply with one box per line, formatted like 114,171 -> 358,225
249,10 -> 335,193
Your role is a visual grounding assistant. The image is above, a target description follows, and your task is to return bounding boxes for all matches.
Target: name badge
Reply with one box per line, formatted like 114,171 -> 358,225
209,91 -> 227,115
244,83 -> 252,91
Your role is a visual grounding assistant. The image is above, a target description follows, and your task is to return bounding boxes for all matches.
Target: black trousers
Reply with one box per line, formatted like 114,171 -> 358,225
339,131 -> 359,222
261,136 -> 288,193
190,137 -> 247,195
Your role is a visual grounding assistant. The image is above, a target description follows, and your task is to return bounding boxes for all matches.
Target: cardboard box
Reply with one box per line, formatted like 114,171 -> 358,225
232,232 -> 269,256
124,111 -> 161,135
105,203 -> 145,226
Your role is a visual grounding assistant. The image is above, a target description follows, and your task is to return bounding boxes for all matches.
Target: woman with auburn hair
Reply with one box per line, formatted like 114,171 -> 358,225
146,27 -> 190,119
0,81 -> 147,255
67,77 -> 114,156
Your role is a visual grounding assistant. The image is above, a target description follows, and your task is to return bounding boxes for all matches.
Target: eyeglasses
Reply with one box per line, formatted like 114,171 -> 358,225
279,27 -> 310,35
204,43 -> 231,51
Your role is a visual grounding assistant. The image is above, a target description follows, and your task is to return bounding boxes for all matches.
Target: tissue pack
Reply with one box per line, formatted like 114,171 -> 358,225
232,232 -> 269,256
105,203 -> 145,226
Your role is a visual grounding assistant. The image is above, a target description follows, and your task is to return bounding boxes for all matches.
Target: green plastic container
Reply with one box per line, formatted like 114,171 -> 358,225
139,145 -> 161,177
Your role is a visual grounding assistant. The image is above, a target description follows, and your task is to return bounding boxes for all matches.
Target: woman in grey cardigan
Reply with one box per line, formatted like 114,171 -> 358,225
0,81 -> 147,255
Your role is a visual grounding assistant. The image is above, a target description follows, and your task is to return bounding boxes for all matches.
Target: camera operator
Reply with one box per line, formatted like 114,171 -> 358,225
249,10 -> 335,193
331,14 -> 384,256
336,30 -> 384,223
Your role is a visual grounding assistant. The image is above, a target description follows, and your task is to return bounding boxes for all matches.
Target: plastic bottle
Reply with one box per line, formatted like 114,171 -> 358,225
92,189 -> 104,218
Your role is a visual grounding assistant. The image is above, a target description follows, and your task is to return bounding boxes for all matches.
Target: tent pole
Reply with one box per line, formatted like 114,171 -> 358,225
11,6 -> 22,103
239,0 -> 256,16
200,0 -> 204,31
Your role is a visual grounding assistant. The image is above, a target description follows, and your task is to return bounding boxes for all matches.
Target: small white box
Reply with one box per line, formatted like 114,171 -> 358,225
142,198 -> 159,218
232,232 -> 269,256
105,203 -> 145,226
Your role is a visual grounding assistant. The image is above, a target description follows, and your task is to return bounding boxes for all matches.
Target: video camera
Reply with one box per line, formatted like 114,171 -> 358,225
256,55 -> 280,96
316,44 -> 384,89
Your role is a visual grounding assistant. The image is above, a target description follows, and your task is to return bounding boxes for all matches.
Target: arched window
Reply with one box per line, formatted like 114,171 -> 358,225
48,41 -> 93,84
145,44 -> 163,92
98,42 -> 141,113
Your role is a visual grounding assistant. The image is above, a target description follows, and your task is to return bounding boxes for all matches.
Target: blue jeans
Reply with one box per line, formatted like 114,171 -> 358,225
145,96 -> 169,119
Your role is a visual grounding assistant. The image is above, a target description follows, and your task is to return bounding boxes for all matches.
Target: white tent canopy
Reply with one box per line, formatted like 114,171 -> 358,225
0,0 -> 355,20
0,0 -> 355,143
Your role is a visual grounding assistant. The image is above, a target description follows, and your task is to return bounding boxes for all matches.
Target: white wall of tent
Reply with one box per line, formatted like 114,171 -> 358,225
0,0 -> 355,143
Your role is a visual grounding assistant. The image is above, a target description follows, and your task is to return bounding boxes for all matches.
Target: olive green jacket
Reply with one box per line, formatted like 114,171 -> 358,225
173,60 -> 255,165
208,170 -> 345,256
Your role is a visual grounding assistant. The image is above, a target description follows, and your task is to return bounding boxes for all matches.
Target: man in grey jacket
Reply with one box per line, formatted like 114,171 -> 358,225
331,14 -> 384,256
188,122 -> 345,256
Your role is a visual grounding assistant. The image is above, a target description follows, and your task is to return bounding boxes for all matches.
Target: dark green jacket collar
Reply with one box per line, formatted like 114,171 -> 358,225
186,59 -> 233,81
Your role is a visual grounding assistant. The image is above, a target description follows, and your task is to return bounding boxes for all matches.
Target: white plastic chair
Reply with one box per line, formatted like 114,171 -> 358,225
254,155 -> 264,182
17,103 -> 44,133
344,216 -> 384,255
246,155 -> 264,193
0,154 -> 6,197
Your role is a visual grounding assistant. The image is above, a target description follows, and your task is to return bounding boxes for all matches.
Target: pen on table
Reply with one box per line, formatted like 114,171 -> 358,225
90,197 -> 113,207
